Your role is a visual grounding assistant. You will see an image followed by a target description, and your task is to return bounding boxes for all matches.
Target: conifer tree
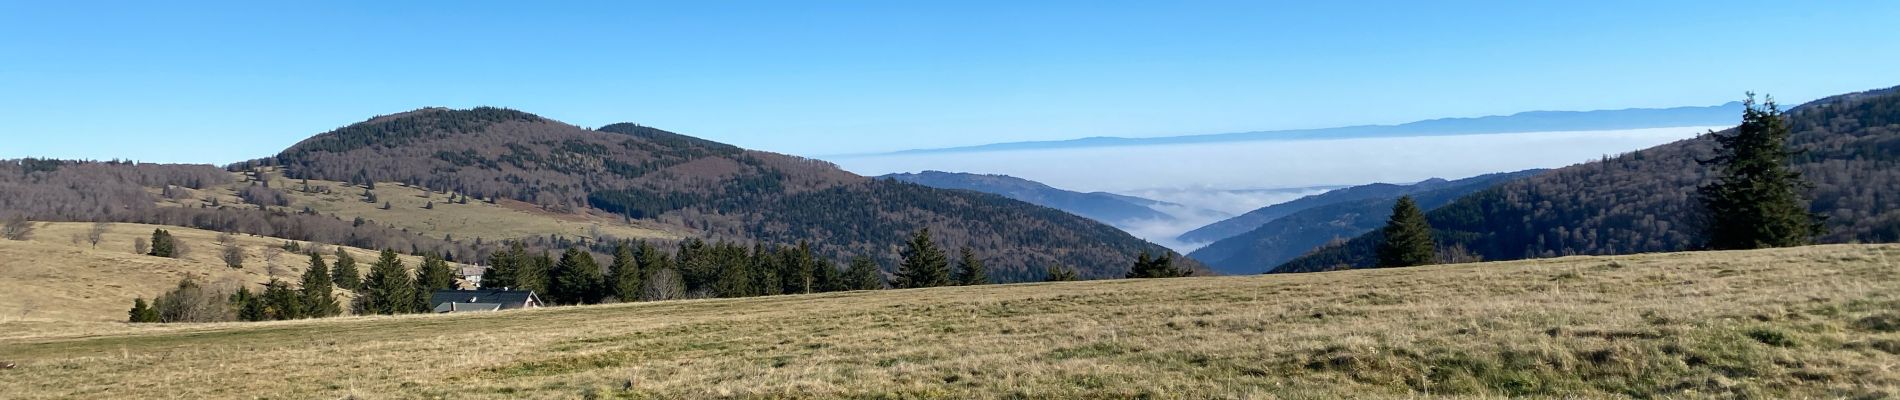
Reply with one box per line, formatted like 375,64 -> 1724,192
609,241 -> 641,302
1699,95 -> 1825,250
954,246 -> 989,286
1375,196 -> 1436,268
551,248 -> 604,304
895,228 -> 951,288
330,248 -> 361,290
846,256 -> 884,290
1045,265 -> 1079,282
299,252 -> 339,317
518,250 -> 553,295
127,298 -> 159,323
813,258 -> 841,292
484,242 -> 524,289
413,253 -> 455,310
1126,250 -> 1189,278
260,279 -> 306,320
359,249 -> 416,315
149,228 -> 176,257
233,286 -> 266,321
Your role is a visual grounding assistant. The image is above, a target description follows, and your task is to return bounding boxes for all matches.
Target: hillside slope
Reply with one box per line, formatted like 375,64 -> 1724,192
879,171 -> 1174,227
247,109 -> 1192,280
5,244 -> 1896,398
1190,170 -> 1543,274
0,222 -> 458,322
1279,86 -> 1900,272
1179,170 -> 1543,245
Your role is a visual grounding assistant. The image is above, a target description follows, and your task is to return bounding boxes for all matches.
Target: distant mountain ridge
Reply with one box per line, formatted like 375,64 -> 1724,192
1188,170 -> 1545,274
879,171 -> 1177,228
859,102 -> 1743,156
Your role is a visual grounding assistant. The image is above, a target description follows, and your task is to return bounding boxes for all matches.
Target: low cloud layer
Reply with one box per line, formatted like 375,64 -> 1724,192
827,127 -> 1718,250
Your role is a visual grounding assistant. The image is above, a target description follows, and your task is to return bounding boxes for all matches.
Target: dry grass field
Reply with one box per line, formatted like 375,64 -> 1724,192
205,170 -> 683,243
2,244 -> 1898,399
0,222 -> 457,323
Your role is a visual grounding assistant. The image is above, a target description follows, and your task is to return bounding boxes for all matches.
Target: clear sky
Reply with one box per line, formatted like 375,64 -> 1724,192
3,1 -> 1897,164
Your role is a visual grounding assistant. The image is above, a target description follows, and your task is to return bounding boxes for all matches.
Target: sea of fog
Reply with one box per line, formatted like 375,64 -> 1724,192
826,126 -> 1721,251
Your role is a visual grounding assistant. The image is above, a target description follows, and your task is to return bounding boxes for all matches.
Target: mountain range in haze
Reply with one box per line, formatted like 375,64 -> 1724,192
854,102 -> 1744,156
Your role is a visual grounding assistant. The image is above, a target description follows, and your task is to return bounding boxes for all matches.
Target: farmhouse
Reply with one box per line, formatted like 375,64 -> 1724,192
428,289 -> 542,313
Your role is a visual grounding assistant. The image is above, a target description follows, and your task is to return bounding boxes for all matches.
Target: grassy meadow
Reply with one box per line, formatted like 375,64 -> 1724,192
2,244 -> 1898,398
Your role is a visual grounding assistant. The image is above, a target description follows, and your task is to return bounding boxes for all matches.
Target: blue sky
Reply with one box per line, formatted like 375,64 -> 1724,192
2,1 -> 1898,164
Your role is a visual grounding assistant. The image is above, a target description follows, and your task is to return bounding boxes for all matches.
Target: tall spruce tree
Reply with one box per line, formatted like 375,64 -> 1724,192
330,248 -> 360,290
127,298 -> 159,323
1699,95 -> 1826,250
1126,250 -> 1189,278
954,247 -> 989,285
895,228 -> 951,288
550,248 -> 604,304
846,256 -> 884,290
359,249 -> 416,315
1375,196 -> 1436,268
413,253 -> 455,310
484,242 -> 524,289
149,228 -> 176,257
299,252 -> 340,317
260,279 -> 306,320
609,241 -> 641,302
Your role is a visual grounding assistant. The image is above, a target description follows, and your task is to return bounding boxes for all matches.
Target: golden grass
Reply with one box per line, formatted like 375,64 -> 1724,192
189,170 -> 683,242
0,222 -> 456,323
2,244 -> 1898,398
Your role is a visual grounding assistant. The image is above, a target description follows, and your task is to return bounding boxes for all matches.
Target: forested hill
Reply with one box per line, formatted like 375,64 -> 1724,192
245,107 -> 1195,280
1179,173 -> 1539,245
1189,170 -> 1542,275
1278,85 -> 1900,272
879,171 -> 1175,227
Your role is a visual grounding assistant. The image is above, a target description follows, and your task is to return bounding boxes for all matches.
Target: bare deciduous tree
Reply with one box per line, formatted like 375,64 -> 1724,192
1,214 -> 33,241
87,222 -> 108,248
133,237 -> 149,255
222,245 -> 244,269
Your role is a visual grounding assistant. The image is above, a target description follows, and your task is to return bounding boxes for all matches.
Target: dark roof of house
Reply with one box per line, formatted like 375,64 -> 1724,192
428,289 -> 540,311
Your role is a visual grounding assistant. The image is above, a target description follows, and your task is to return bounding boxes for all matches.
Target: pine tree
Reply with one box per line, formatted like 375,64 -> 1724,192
233,286 -> 266,321
484,242 -> 524,289
518,250 -> 553,295
330,248 -> 361,290
149,228 -> 176,257
846,256 -> 883,290
359,249 -> 416,315
813,258 -> 840,292
127,298 -> 159,323
413,253 -> 455,310
1700,95 -> 1826,250
954,247 -> 989,285
551,248 -> 604,304
260,279 -> 306,320
1126,250 -> 1189,278
1044,265 -> 1079,282
896,228 -> 951,288
1375,196 -> 1436,268
299,252 -> 340,317
609,241 -> 641,302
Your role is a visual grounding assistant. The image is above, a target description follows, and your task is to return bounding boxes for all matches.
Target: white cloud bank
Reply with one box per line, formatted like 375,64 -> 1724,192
825,126 -> 1720,250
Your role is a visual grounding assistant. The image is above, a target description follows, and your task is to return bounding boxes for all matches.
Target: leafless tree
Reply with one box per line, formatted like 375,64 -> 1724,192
1,214 -> 32,240
639,268 -> 686,301
263,246 -> 286,278
133,237 -> 149,255
222,244 -> 244,269
87,222 -> 108,248
217,231 -> 235,245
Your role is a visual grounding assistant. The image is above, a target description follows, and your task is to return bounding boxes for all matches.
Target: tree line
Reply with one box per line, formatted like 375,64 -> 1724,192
129,227 -> 1189,323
